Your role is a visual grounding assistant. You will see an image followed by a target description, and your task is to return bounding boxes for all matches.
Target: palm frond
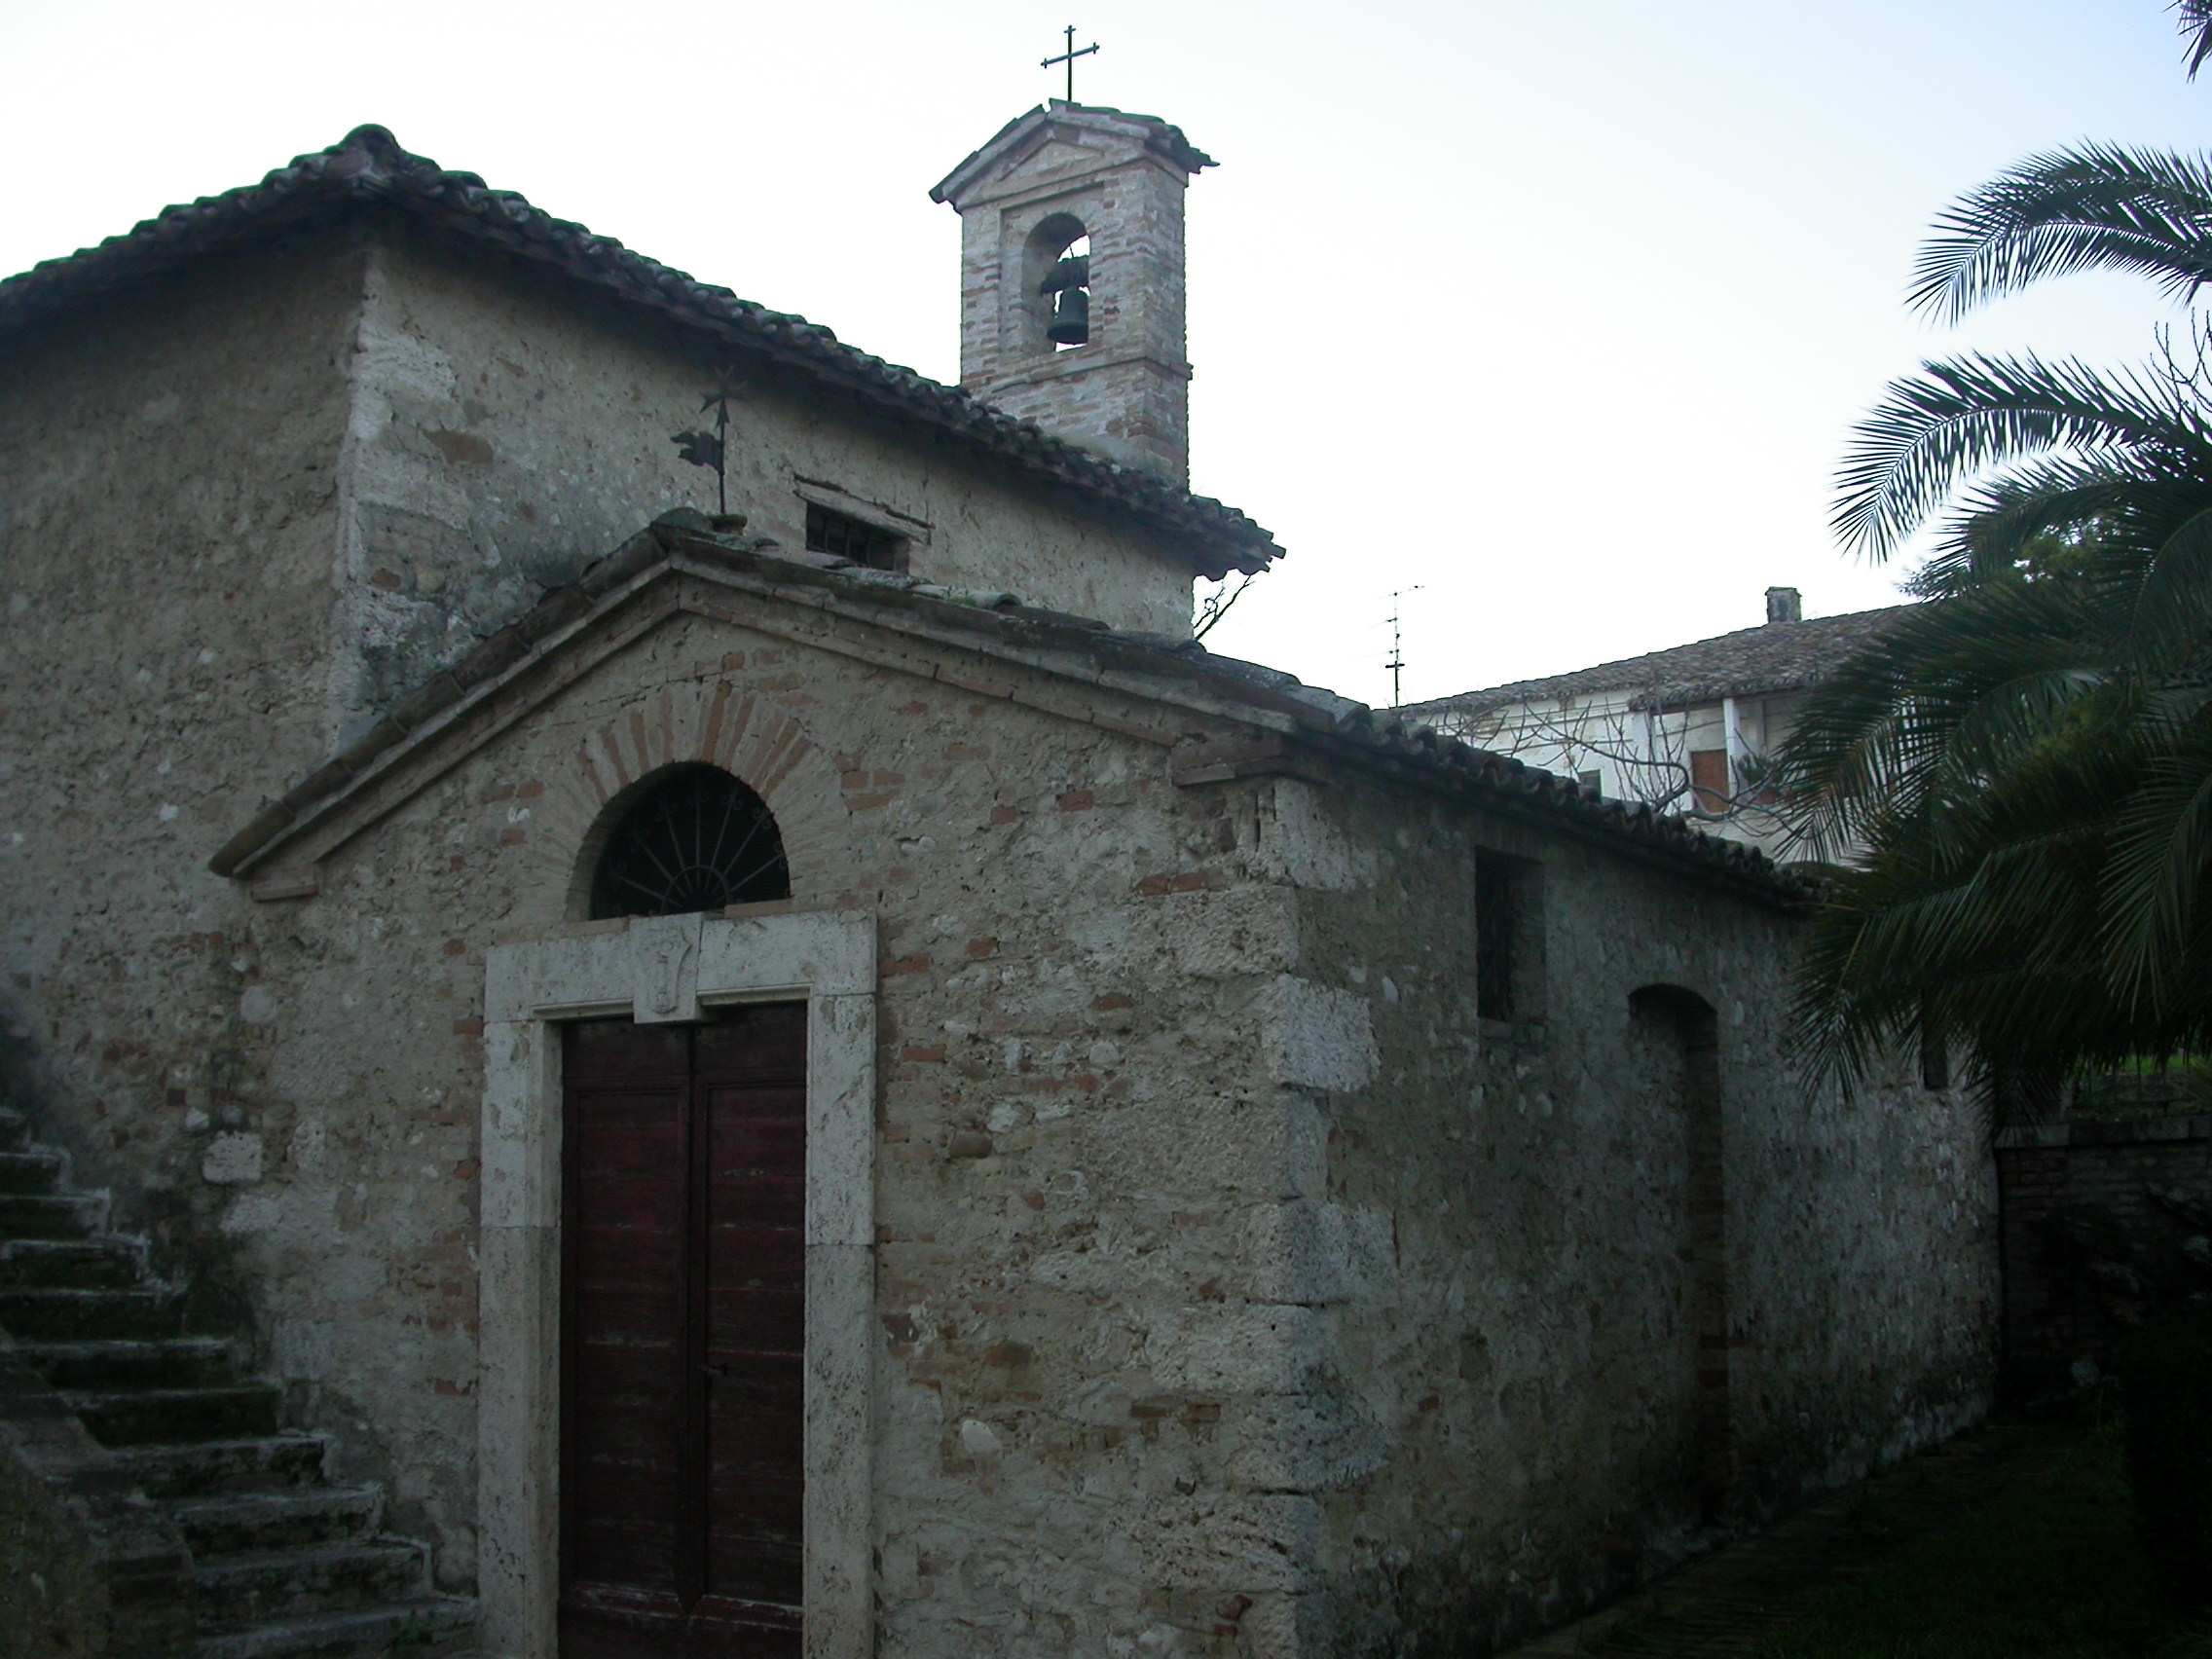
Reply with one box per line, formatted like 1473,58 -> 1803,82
1794,119 -> 2212,1091
2099,709 -> 2212,1003
1834,352 -> 2208,560
1907,461 -> 2147,596
2182,0 -> 2212,79
1908,143 -> 2212,323
2132,505 -> 2212,669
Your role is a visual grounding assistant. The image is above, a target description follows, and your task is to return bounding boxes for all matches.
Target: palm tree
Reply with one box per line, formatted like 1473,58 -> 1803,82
1780,0 -> 2212,1091
1783,352 -> 2212,1092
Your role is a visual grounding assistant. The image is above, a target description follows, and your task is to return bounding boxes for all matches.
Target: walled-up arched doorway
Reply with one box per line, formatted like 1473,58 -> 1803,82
1627,984 -> 1732,1522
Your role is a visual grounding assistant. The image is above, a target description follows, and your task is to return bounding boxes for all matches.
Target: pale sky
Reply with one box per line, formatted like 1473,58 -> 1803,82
2,0 -> 2203,708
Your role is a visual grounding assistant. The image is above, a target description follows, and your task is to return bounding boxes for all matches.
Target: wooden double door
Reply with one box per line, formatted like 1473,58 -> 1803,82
561,1005 -> 807,1658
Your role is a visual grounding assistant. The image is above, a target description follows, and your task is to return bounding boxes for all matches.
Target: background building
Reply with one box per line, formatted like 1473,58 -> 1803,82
1407,589 -> 1904,860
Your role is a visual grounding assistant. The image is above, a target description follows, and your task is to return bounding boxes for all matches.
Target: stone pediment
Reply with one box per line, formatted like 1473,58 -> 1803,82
210,511 -> 1815,909
209,512 -> 1242,888
1000,133 -> 1126,189
931,102 -> 1214,208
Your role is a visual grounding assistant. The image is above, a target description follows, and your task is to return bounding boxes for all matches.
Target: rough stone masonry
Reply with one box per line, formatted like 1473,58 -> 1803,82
0,111 -> 1995,1659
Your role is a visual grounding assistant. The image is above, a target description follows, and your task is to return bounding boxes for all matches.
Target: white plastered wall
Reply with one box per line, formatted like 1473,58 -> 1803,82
476,904 -> 877,1659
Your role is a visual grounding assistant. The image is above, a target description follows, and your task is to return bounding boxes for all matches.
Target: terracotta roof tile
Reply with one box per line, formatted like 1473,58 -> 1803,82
1408,607 -> 1910,717
0,125 -> 1278,580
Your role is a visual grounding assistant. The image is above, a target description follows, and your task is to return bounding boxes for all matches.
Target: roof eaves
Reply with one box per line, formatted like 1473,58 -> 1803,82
212,511 -> 1815,910
0,125 -> 1275,580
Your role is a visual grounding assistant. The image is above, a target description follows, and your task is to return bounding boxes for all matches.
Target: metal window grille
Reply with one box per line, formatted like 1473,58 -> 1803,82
805,503 -> 905,571
589,765 -> 792,919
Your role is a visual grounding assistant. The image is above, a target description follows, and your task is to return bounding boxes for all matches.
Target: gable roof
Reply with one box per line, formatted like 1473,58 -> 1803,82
210,510 -> 1814,910
0,125 -> 1275,581
930,101 -> 1214,204
1408,606 -> 1911,719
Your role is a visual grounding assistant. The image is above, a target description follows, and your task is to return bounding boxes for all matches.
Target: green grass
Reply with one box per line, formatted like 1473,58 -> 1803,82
1751,1429 -> 2212,1659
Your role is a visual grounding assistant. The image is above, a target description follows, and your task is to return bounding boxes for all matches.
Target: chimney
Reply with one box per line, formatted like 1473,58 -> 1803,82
1765,586 -> 1802,626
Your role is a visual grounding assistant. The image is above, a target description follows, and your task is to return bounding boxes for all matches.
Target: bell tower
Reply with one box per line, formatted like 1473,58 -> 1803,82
932,102 -> 1213,487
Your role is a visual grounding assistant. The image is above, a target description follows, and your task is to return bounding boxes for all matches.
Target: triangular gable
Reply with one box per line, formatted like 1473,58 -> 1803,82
1000,134 -> 1125,188
212,513 -> 1815,910
931,103 -> 1214,208
210,513 -> 1297,886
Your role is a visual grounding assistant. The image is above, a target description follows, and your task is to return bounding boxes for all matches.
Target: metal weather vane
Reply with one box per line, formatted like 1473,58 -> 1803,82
671,370 -> 747,517
1042,25 -> 1099,102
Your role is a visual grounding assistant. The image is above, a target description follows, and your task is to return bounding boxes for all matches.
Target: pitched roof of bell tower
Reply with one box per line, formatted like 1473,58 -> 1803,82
929,102 -> 1213,208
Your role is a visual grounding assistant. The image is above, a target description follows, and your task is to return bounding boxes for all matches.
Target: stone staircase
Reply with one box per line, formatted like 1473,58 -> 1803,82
0,1103 -> 475,1657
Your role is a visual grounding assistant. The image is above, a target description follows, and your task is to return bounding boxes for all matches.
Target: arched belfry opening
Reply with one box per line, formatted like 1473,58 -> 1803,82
586,764 -> 791,920
1627,984 -> 1732,1522
932,102 -> 1214,484
1026,214 -> 1091,351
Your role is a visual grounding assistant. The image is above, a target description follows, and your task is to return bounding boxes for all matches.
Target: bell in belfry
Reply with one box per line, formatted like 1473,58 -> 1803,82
1047,282 -> 1089,346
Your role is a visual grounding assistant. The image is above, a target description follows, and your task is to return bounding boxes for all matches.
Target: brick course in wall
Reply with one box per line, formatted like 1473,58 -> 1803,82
1994,1117 -> 2212,1397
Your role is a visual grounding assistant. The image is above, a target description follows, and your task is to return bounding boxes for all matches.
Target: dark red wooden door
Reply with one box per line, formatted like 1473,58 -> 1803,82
561,1005 -> 807,1658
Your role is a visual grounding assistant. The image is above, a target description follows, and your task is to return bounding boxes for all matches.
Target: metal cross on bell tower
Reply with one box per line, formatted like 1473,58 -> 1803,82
1042,24 -> 1099,102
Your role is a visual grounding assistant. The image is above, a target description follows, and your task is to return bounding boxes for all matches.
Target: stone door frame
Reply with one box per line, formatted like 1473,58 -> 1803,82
476,905 -> 877,1659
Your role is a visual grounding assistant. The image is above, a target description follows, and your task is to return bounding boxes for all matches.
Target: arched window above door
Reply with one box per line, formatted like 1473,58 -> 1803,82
587,764 -> 791,920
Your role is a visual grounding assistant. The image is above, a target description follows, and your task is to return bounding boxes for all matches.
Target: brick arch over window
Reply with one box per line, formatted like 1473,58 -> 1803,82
518,682 -> 851,922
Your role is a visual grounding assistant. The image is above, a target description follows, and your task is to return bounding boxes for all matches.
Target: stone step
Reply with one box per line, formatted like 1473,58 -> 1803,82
193,1596 -> 477,1659
0,1189 -> 109,1239
110,1433 -> 331,1498
0,1282 -> 184,1339
169,1485 -> 384,1555
0,1108 -> 28,1153
68,1382 -> 282,1447
192,1537 -> 432,1627
0,1235 -> 148,1288
0,1147 -> 66,1194
14,1335 -> 242,1391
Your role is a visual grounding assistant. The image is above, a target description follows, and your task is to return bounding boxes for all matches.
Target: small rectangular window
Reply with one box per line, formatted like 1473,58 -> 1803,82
1920,1027 -> 1952,1091
1475,851 -> 1535,1023
1577,769 -> 1603,796
806,502 -> 906,571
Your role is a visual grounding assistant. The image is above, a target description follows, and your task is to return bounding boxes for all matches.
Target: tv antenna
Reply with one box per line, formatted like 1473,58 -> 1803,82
1386,587 -> 1422,708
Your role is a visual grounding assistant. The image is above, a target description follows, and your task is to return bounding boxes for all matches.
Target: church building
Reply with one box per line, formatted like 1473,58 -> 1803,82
0,110 -> 1993,1659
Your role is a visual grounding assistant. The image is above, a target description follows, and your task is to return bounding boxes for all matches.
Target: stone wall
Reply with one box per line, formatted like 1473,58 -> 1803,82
0,1333 -> 196,1659
1234,776 -> 1997,1653
3,463 -> 1997,1653
0,229 -> 359,1271
178,599 -> 1299,1604
330,220 -> 1200,744
1994,1117 -> 2212,1399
